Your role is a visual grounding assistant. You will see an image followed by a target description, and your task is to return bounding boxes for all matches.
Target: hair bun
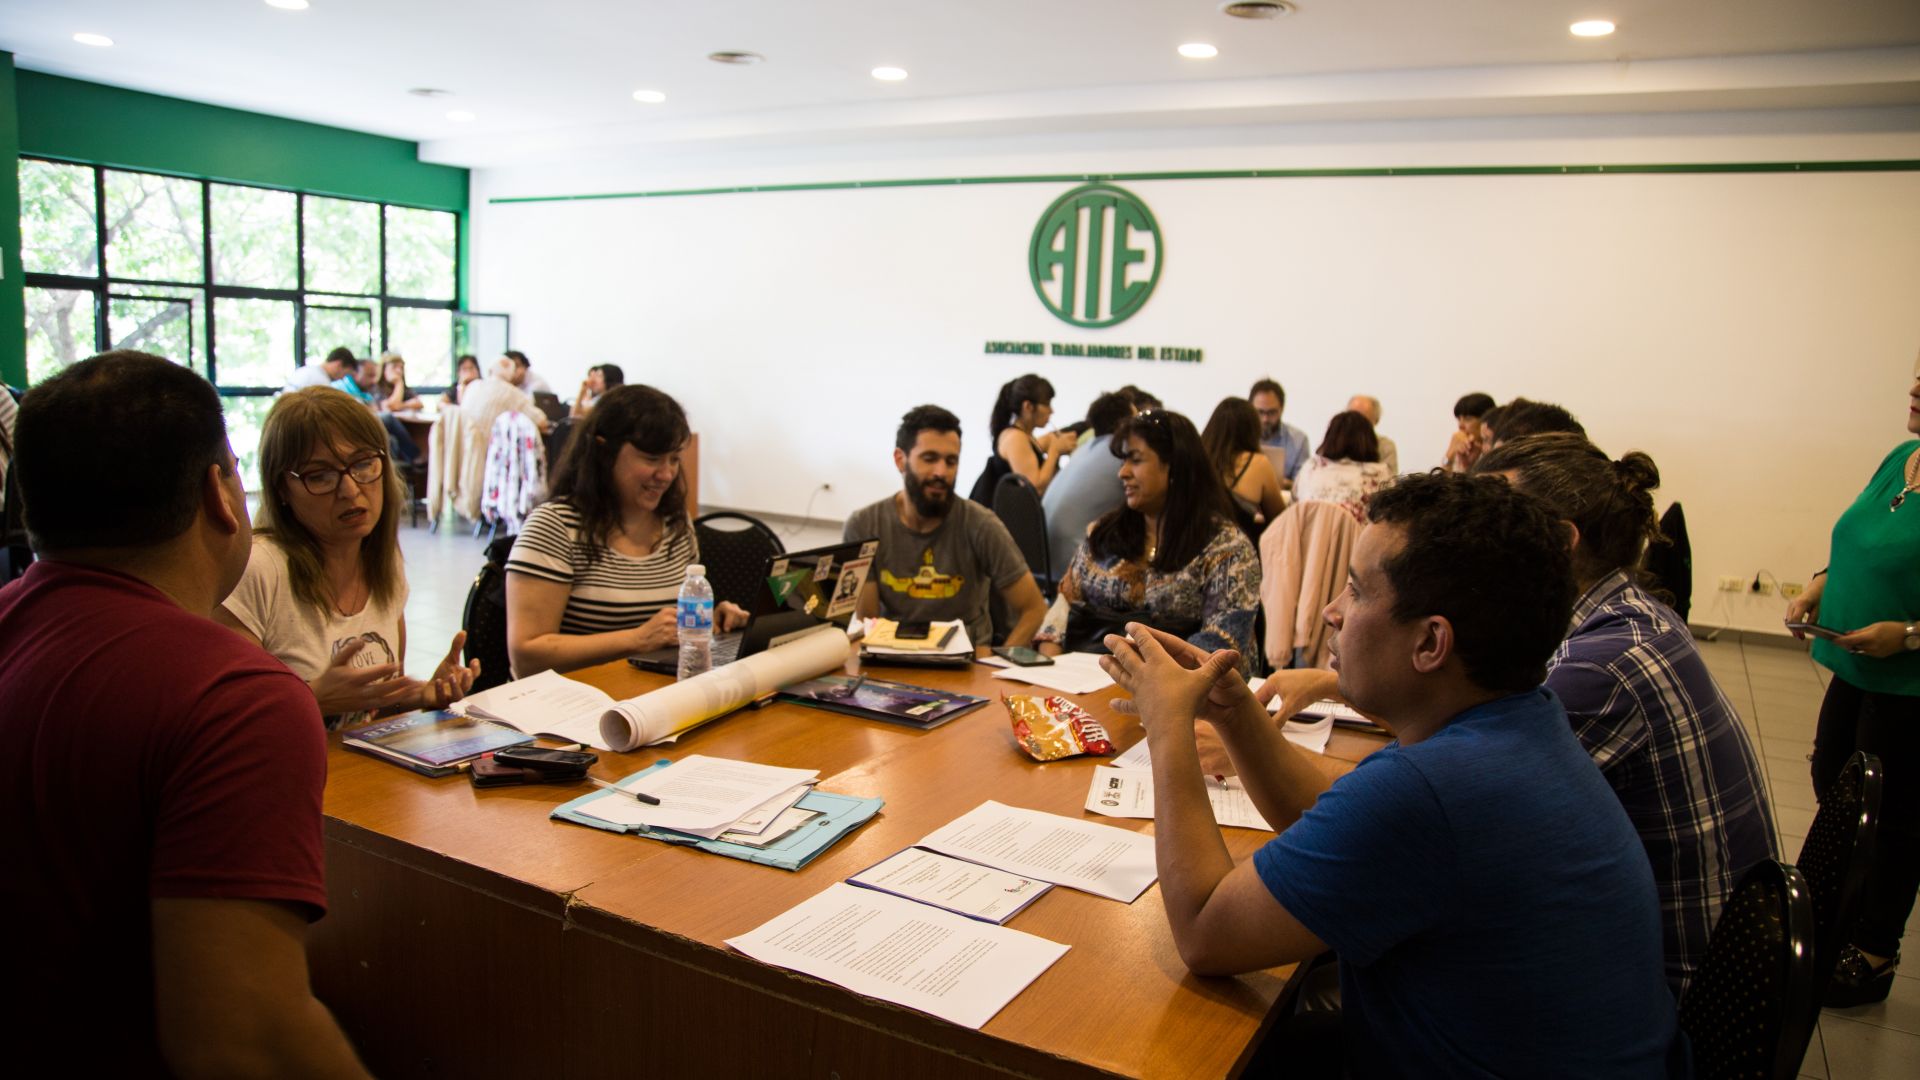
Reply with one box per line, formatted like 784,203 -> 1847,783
1613,450 -> 1660,493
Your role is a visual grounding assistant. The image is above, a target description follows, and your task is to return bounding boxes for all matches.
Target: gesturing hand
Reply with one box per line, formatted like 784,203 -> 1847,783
309,638 -> 425,717
1100,623 -> 1243,733
421,631 -> 482,708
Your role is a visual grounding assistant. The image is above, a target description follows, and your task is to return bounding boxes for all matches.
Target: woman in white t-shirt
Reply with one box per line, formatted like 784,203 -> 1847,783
217,387 -> 478,726
506,384 -> 748,678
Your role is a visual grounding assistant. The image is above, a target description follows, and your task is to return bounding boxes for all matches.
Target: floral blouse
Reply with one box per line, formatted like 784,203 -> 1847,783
1041,517 -> 1259,674
1292,455 -> 1393,522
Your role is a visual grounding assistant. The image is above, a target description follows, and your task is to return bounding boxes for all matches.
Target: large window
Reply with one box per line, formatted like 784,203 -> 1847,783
19,156 -> 464,472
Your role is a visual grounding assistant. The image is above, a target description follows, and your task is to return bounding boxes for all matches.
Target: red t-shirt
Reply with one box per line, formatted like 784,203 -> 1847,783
0,561 -> 328,1073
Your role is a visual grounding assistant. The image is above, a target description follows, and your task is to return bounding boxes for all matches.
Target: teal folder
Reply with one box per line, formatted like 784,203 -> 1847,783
551,760 -> 883,871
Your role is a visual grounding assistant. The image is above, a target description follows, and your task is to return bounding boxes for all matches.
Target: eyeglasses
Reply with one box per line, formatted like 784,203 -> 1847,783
287,453 -> 386,495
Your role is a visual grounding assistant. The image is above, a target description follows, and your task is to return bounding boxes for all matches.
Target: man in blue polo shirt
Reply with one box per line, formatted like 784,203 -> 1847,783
1103,472 -> 1682,1077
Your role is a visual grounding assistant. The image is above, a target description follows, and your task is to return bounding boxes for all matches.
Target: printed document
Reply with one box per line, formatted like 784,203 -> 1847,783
456,669 -> 614,748
915,801 -> 1156,903
726,883 -> 1068,1030
576,756 -> 819,836
1084,766 -> 1273,831
848,849 -> 1052,925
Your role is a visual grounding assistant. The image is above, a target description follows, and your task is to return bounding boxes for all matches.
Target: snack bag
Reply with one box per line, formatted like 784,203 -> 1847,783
1005,694 -> 1116,761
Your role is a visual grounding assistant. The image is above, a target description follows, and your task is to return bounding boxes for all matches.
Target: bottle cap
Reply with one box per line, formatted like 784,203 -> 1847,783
686,564 -> 705,576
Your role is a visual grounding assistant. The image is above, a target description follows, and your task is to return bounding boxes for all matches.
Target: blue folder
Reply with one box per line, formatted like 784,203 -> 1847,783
552,760 -> 883,871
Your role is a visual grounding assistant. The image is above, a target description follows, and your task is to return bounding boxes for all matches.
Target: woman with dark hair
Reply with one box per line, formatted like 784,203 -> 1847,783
1443,391 -> 1496,473
505,384 -> 747,677
1784,350 -> 1920,1004
217,387 -> 478,726
968,373 -> 1078,501
443,354 -> 482,405
1200,397 -> 1285,530
1038,410 -> 1258,673
1292,410 -> 1392,521
571,363 -> 628,418
1477,433 -> 1775,996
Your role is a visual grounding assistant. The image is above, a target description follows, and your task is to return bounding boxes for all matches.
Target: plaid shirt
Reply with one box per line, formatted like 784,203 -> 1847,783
1547,571 -> 1778,997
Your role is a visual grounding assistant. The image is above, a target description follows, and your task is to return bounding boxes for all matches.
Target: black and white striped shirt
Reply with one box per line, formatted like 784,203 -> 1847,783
506,502 -> 697,636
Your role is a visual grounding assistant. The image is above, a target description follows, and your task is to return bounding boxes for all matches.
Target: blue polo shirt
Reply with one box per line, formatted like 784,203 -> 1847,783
1255,687 -> 1682,1078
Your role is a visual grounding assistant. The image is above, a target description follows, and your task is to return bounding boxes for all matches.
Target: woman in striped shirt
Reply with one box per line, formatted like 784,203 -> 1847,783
505,385 -> 747,677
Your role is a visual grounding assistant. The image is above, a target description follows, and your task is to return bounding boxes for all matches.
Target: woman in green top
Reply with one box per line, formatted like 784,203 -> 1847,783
1786,350 -> 1920,1006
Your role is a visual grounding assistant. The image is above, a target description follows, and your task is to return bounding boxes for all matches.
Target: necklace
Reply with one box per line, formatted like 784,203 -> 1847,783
1892,449 -> 1920,511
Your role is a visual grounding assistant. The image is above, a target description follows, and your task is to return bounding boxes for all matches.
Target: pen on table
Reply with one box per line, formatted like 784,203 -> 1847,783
589,777 -> 661,805
836,673 -> 869,699
933,623 -> 959,649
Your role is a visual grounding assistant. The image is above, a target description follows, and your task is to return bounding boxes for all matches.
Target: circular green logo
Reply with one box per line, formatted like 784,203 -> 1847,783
1028,182 -> 1162,328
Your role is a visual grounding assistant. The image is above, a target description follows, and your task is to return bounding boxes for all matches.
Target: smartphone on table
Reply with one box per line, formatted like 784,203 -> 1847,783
893,620 -> 932,640
991,645 -> 1054,667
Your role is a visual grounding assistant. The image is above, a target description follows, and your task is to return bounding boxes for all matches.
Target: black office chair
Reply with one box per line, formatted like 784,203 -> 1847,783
992,472 -> 1053,600
1795,751 -> 1883,1006
1678,859 -> 1819,1080
693,511 -> 785,610
460,534 -> 518,693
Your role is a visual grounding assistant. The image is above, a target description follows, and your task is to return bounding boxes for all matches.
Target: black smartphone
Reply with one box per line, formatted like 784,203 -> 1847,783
469,758 -> 536,788
991,645 -> 1055,667
894,620 -> 932,640
493,746 -> 598,775
1784,620 -> 1844,642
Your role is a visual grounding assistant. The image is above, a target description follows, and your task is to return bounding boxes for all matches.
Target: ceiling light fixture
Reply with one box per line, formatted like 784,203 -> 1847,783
1570,19 -> 1616,37
632,89 -> 667,104
1178,43 -> 1219,59
1220,1 -> 1293,18
265,0 -> 311,10
73,32 -> 114,48
408,87 -> 451,98
707,51 -> 764,65
446,110 -> 476,123
871,66 -> 908,82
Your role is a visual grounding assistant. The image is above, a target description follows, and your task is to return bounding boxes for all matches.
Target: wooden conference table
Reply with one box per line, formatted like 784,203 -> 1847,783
309,653 -> 1385,1078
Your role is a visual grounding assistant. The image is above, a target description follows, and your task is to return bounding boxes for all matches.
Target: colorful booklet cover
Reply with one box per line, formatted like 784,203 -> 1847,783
342,709 -> 536,777
778,674 -> 987,730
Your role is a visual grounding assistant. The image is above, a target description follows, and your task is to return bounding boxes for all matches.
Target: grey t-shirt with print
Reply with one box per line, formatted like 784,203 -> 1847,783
843,494 -> 1030,646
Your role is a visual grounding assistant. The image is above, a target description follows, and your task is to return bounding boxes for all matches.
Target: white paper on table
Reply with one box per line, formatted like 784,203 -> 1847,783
719,806 -> 819,847
860,619 -> 972,657
915,800 -> 1156,903
728,783 -> 816,835
987,652 -> 1114,695
1084,766 -> 1273,831
457,669 -> 617,749
726,883 -> 1068,1030
599,628 -> 850,751
1293,697 -> 1375,727
575,755 -> 820,835
1111,739 -> 1152,770
848,848 -> 1053,925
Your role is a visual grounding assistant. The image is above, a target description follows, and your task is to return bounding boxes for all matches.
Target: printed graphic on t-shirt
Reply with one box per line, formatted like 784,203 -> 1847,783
330,631 -> 396,670
880,547 -> 963,599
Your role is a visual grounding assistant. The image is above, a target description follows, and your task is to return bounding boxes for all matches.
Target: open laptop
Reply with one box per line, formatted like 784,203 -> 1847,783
628,537 -> 878,675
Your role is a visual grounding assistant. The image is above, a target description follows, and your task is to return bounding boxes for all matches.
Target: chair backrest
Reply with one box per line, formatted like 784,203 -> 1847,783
693,511 -> 785,610
992,472 -> 1052,598
1258,500 -> 1362,669
480,410 -> 547,534
1679,859 -> 1818,1080
462,534 -> 519,693
1793,751 -> 1883,1001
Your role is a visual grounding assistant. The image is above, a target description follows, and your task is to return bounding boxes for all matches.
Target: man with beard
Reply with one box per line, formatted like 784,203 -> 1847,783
845,405 -> 1047,647
1249,377 -> 1308,488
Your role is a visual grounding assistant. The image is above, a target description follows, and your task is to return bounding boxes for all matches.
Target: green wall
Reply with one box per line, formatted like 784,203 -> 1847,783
2,67 -> 470,386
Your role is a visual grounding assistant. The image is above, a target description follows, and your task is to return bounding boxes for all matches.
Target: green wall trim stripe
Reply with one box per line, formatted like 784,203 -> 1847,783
490,159 -> 1920,205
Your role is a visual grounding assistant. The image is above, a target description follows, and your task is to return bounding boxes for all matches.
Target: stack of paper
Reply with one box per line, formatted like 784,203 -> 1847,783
914,800 -> 1158,903
576,755 -> 818,839
981,652 -> 1114,695
860,618 -> 973,658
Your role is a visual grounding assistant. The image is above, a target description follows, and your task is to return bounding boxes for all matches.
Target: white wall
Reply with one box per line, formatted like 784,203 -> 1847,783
471,107 -> 1920,635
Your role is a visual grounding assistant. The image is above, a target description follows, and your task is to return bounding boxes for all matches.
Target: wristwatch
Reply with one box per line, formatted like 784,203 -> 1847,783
1906,623 -> 1920,652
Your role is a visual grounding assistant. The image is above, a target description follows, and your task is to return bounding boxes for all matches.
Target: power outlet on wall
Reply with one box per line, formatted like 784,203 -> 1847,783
1717,576 -> 1745,592
1780,582 -> 1804,599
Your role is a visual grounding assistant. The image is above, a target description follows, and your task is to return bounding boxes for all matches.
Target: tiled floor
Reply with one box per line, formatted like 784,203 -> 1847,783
1694,634 -> 1920,1079
394,518 -> 1920,1076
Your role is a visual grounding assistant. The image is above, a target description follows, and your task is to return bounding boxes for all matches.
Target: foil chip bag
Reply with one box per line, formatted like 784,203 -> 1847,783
1005,693 -> 1116,761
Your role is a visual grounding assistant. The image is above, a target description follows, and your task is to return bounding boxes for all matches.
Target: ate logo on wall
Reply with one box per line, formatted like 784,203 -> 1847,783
1027,182 -> 1163,328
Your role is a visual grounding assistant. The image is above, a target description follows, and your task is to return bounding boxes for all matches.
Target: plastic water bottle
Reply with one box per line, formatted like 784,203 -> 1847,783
676,564 -> 714,681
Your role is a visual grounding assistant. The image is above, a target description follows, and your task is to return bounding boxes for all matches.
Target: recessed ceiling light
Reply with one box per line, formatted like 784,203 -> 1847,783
446,110 -> 475,123
1570,19 -> 1616,37
1178,43 -> 1219,59
632,89 -> 667,104
871,66 -> 908,82
707,51 -> 764,65
73,32 -> 114,48
407,87 -> 452,98
1220,1 -> 1293,18
265,0 -> 310,10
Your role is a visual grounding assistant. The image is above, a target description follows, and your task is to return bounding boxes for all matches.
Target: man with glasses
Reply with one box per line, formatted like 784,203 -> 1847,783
0,351 -> 370,1076
1249,377 -> 1308,489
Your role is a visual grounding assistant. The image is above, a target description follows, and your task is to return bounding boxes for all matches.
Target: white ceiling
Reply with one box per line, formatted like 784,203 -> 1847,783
6,0 -> 1920,168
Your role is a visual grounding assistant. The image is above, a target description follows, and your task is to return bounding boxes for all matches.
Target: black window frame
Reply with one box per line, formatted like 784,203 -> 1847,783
18,154 -> 468,403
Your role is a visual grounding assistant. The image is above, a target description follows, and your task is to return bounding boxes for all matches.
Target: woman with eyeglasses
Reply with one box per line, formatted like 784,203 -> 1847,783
505,384 -> 748,678
217,387 -> 478,726
1038,409 -> 1259,674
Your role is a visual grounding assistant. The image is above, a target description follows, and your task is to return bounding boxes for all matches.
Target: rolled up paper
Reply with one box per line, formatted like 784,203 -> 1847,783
599,628 -> 852,752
